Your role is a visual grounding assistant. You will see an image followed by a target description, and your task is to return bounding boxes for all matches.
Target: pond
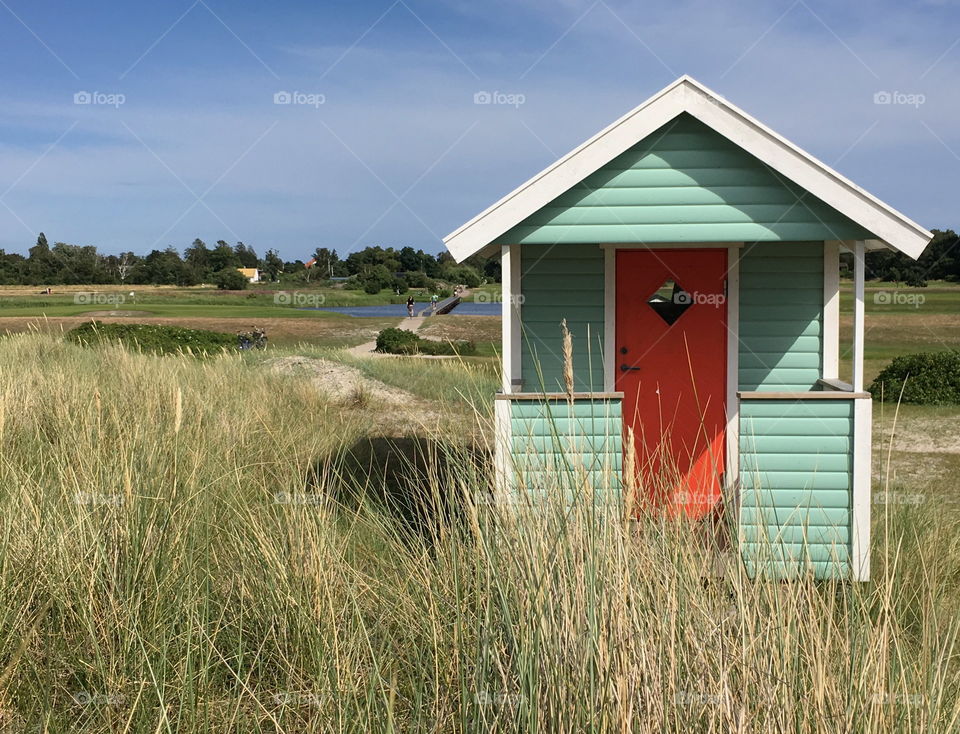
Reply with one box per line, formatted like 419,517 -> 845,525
303,302 -> 500,317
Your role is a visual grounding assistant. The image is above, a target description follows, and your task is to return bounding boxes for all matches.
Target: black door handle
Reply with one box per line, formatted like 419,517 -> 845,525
620,364 -> 641,372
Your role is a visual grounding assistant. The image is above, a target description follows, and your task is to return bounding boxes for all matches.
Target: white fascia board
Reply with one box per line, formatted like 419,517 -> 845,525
443,76 -> 932,262
681,83 -> 932,259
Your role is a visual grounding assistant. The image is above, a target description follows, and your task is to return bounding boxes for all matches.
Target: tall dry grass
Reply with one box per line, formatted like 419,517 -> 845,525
0,334 -> 956,732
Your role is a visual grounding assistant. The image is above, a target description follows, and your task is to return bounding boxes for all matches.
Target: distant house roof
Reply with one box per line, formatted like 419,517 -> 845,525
305,258 -> 317,268
443,75 -> 932,262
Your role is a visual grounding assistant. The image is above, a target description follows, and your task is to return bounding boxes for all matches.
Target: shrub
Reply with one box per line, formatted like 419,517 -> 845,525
67,321 -> 236,356
375,328 -> 421,354
213,268 -> 249,290
363,279 -> 382,295
869,350 -> 960,404
374,327 -> 476,356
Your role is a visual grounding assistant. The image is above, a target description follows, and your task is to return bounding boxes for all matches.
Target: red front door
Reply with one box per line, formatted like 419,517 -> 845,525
615,249 -> 727,519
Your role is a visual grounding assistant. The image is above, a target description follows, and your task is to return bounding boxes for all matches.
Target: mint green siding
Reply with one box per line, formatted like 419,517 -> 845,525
739,399 -> 853,579
738,243 -> 824,391
510,398 -> 622,496
519,244 -> 605,392
495,114 -> 873,246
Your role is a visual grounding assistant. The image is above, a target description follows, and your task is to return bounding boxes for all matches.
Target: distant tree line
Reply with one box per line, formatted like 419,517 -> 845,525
0,235 -> 499,291
11,227 -> 952,290
298,245 -> 499,294
860,229 -> 960,286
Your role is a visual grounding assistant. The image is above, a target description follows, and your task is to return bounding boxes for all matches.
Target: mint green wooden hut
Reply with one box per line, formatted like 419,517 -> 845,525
443,76 -> 932,580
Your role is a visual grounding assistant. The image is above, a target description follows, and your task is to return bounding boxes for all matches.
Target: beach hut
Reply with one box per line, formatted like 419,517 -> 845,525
442,76 -> 932,580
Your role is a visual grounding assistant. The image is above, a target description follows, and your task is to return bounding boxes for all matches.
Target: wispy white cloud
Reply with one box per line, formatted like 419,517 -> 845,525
0,0 -> 957,256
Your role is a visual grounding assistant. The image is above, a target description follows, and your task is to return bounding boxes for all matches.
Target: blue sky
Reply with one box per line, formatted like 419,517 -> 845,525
0,0 -> 957,260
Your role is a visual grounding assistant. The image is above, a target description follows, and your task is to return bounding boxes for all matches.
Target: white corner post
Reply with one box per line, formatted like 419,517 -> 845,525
851,240 -> 871,581
494,245 -> 521,497
500,244 -> 522,393
823,241 -> 840,380
852,241 -> 865,392
725,244 -> 740,492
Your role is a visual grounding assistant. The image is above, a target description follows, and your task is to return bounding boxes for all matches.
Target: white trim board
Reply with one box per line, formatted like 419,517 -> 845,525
443,76 -> 932,262
725,244 -> 740,492
823,241 -> 840,381
851,398 -> 872,581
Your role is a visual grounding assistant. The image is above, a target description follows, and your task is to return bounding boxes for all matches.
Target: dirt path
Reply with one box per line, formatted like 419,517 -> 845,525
265,355 -> 443,432
347,315 -> 425,356
346,288 -> 471,357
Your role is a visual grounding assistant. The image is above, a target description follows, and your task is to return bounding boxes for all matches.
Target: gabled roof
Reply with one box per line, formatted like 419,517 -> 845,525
443,76 -> 932,262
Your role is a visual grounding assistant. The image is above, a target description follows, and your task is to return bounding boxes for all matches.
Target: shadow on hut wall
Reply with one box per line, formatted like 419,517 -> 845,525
316,436 -> 491,545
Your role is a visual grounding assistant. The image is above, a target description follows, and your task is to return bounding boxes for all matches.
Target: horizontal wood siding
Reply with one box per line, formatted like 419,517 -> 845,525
520,244 -> 605,391
738,243 -> 824,391
495,114 -> 872,245
510,398 -> 622,499
739,399 -> 853,579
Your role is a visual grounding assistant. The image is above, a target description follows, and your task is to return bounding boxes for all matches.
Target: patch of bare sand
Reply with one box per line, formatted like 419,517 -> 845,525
872,408 -> 960,488
265,356 -> 444,434
876,414 -> 960,456
418,315 -> 501,345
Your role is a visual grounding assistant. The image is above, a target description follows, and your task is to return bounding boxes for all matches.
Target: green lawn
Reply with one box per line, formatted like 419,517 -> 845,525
0,283 -> 444,313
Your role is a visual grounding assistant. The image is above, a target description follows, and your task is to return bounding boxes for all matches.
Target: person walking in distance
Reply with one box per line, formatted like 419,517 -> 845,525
406,295 -> 415,317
